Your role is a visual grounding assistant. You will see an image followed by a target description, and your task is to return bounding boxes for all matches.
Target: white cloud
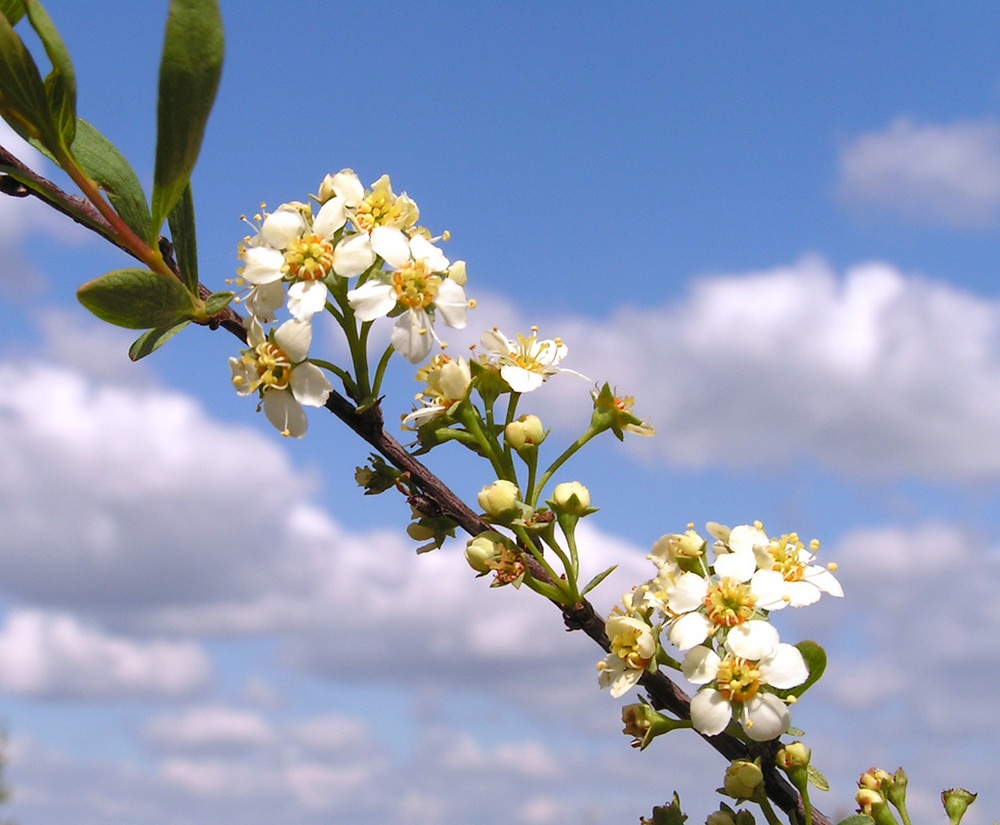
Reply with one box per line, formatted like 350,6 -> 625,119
144,707 -> 274,748
458,257 -> 1000,480
838,118 -> 1000,226
0,610 -> 209,698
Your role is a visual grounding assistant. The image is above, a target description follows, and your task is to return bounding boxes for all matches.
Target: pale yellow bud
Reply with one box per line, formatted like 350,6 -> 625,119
505,414 -> 545,450
477,480 -> 520,516
551,481 -> 591,513
447,260 -> 467,286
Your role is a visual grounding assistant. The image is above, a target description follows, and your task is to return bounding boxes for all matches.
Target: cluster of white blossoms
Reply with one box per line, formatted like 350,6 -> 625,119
598,521 -> 842,742
229,170 -> 474,437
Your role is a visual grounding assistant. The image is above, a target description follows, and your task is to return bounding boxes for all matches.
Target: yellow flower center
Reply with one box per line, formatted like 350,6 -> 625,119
355,187 -> 416,232
392,260 -> 441,309
765,534 -> 807,582
703,578 -> 756,628
508,331 -> 562,374
283,234 -> 334,281
715,656 -> 761,703
609,625 -> 652,670
244,341 -> 292,393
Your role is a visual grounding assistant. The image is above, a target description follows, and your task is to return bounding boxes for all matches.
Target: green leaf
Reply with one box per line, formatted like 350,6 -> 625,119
807,764 -> 830,792
0,0 -> 27,25
70,119 -> 152,241
836,816 -> 875,825
784,640 -> 827,699
24,0 -> 75,147
166,182 -> 199,291
203,290 -> 234,316
150,0 -> 223,237
0,11 -> 50,143
77,268 -> 196,329
580,564 -> 617,596
129,319 -> 190,361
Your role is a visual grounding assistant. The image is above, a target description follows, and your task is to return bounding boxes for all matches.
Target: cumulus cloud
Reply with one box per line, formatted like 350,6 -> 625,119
838,118 -> 1000,226
0,610 -> 209,698
457,257 -> 1000,480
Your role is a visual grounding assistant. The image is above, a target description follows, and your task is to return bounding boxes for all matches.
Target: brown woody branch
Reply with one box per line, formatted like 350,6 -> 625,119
0,148 -> 828,825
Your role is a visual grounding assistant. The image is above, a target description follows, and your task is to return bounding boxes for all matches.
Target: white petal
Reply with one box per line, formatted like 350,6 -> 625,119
333,233 -> 376,277
781,580 -> 821,608
274,319 -> 312,362
290,362 -> 333,407
500,365 -> 545,393
241,246 -> 285,285
728,524 -> 769,554
244,281 -> 285,323
370,226 -> 411,269
330,169 -> 364,206
609,667 -> 643,699
806,567 -> 844,598
759,644 -> 808,689
262,390 -> 308,438
750,569 -> 790,610
725,620 -> 779,660
690,689 -> 731,736
261,205 -> 306,248
229,357 -> 255,397
434,279 -> 468,329
480,328 -> 512,356
714,550 -> 757,582
312,198 -> 348,237
409,235 -> 449,271
667,612 -> 711,651
287,280 -> 329,320
680,646 -> 720,685
665,571 -> 708,614
391,311 -> 434,364
347,281 -> 396,322
743,694 -> 790,741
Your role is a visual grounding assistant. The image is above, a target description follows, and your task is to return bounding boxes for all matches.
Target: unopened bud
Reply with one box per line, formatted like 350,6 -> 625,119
465,532 -> 506,573
505,414 -> 545,450
551,481 -> 591,514
723,760 -> 763,801
942,788 -> 977,825
477,480 -> 520,517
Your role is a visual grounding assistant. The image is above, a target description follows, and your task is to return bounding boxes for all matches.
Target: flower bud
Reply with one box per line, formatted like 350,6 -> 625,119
722,760 -> 764,801
776,742 -> 811,771
706,810 -> 738,825
477,480 -> 520,517
505,414 -> 545,450
465,532 -> 505,573
551,481 -> 591,514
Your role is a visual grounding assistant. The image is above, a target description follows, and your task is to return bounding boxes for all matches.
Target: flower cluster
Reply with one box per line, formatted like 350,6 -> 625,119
598,521 -> 842,742
230,171 -> 475,436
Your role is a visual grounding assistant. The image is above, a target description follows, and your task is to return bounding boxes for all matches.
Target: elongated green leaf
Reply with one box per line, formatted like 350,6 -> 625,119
166,182 -> 199,292
203,290 -> 234,316
77,267 -> 196,329
129,319 -> 190,360
150,0 -> 223,237
0,11 -> 49,142
580,564 -> 617,597
24,0 -> 75,147
836,816 -> 874,825
0,0 -> 26,25
785,640 -> 827,699
69,118 -> 152,241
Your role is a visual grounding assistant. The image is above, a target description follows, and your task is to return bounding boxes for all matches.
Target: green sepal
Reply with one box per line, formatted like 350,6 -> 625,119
644,793 -> 688,825
836,817 -> 875,825
0,10 -> 49,142
580,564 -> 617,597
77,267 -> 196,329
25,0 -> 76,148
128,319 -> 190,361
150,0 -> 223,237
70,118 -> 152,241
0,0 -> 27,25
807,764 -> 830,792
203,290 -> 234,316
166,181 -> 199,292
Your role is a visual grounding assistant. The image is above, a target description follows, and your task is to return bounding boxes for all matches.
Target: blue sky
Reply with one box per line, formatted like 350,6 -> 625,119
2,2 -> 1000,824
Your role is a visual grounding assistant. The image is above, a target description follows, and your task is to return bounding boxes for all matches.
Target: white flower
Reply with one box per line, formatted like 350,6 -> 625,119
402,355 -> 472,429
347,238 -> 470,364
331,173 -> 419,277
662,571 -> 774,652
682,642 -> 807,741
479,327 -> 581,392
713,523 -> 843,610
596,613 -> 657,699
229,319 -> 332,438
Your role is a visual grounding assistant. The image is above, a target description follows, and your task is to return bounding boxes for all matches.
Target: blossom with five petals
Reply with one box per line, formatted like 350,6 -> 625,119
479,327 -> 582,392
229,319 -> 332,438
